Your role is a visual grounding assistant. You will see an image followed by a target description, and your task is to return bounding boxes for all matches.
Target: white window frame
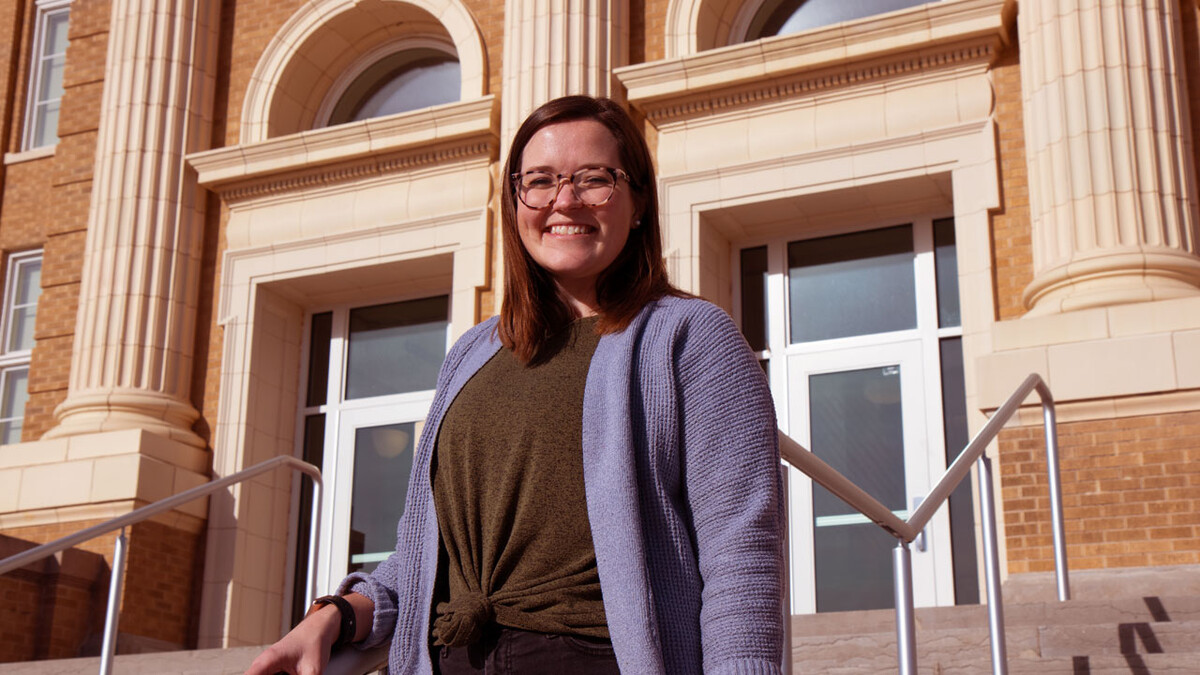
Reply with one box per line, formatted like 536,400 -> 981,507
22,0 -> 72,151
732,215 -> 963,613
0,250 -> 43,445
289,294 -> 452,608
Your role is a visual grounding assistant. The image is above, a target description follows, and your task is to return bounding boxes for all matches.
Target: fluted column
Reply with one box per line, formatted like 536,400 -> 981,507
44,0 -> 219,447
1019,0 -> 1200,315
500,0 -> 629,145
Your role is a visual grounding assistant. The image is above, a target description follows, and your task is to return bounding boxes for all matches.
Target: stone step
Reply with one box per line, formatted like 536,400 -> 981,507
1039,620 -> 1200,657
792,595 -> 1200,639
0,646 -> 260,674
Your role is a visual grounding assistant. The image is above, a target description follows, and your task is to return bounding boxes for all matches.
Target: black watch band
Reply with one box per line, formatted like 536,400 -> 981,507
307,594 -> 356,648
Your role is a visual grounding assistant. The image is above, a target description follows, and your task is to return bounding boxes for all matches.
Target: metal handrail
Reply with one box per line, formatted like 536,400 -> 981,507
778,373 -> 1068,675
0,455 -> 323,675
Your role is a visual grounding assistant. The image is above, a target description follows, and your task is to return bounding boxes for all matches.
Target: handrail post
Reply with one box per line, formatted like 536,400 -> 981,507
978,455 -> 1008,675
99,528 -> 129,675
893,541 -> 917,675
1040,396 -> 1070,601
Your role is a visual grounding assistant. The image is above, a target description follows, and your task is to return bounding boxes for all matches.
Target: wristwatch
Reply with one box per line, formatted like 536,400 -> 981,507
306,594 -> 356,648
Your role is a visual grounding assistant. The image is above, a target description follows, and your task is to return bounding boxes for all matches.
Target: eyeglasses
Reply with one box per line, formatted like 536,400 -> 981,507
511,167 -> 631,209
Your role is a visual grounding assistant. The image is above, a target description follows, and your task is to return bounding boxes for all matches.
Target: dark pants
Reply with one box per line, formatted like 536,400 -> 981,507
433,624 -> 620,675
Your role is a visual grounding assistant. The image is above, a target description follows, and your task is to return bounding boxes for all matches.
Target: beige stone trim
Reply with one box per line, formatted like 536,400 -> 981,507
191,96 -> 497,203
3,145 -> 56,165
1019,0 -> 1200,315
240,0 -> 487,144
1008,389 -> 1200,427
0,430 -> 210,525
663,0 -> 1005,59
978,295 -> 1200,408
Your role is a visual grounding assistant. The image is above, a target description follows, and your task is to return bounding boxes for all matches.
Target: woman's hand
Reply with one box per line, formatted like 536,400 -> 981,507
243,604 -> 339,675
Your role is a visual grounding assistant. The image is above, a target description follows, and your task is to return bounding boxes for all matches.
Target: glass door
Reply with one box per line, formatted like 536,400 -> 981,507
324,402 -> 428,583
786,341 -> 949,612
739,219 -> 965,614
294,295 -> 449,610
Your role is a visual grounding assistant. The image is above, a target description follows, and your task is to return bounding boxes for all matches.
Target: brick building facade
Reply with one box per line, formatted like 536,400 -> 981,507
0,0 -> 1198,662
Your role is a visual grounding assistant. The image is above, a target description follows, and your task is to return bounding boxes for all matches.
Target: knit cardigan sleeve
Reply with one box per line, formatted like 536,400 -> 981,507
675,301 -> 785,674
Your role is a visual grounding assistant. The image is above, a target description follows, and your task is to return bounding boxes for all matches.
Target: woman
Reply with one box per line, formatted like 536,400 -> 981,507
246,96 -> 784,675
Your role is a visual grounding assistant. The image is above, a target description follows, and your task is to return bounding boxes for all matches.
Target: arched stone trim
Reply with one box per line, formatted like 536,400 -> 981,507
665,0 -> 745,57
241,0 -> 486,143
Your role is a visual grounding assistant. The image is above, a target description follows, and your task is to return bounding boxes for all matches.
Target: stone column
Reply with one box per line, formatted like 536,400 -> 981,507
1019,0 -> 1200,315
43,0 -> 219,447
500,0 -> 630,145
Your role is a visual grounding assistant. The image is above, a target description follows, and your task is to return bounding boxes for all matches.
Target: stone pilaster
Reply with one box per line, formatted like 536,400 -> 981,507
500,0 -> 629,145
1019,0 -> 1200,315
43,0 -> 220,447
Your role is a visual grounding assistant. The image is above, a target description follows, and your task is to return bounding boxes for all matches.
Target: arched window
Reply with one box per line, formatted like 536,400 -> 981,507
747,0 -> 930,40
325,48 -> 461,126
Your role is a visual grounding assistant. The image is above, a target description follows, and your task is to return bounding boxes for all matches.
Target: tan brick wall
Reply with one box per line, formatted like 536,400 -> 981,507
1,518 -> 205,655
8,0 -> 112,441
641,0 -> 668,63
0,535 -> 108,662
999,410 -> 1200,573
989,46 -> 1033,322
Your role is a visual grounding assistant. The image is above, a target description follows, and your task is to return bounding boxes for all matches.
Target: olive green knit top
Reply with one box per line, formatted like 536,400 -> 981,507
429,317 -> 606,648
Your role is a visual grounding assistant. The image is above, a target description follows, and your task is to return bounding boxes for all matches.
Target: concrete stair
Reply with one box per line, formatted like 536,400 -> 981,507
790,565 -> 1200,673
3,566 -> 1197,673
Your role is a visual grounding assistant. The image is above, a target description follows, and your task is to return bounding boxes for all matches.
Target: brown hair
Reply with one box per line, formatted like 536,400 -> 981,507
498,96 -> 680,364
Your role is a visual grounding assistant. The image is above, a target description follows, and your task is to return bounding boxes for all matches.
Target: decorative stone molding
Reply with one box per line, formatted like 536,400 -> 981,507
1019,0 -> 1200,315
622,0 -> 1006,126
44,0 -> 220,449
191,96 -> 497,203
240,0 -> 488,143
664,0 -> 1005,59
499,0 -> 629,146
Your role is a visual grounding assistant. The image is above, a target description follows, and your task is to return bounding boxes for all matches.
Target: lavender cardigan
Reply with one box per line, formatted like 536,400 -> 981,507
340,296 -> 785,674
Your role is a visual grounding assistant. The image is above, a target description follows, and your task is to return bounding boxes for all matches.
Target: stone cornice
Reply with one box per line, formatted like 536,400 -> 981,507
617,0 -> 1006,124
188,96 -> 497,202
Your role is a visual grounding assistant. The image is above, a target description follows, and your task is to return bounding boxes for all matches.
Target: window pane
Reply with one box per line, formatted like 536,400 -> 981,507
345,296 -> 448,399
8,258 -> 42,353
814,520 -> 897,612
14,260 -> 41,306
305,312 -> 332,407
0,367 -> 29,444
940,337 -> 978,604
934,218 -> 961,328
348,422 -> 415,573
291,414 -> 326,627
788,225 -> 916,343
32,101 -> 60,149
350,58 -> 460,122
39,56 -> 65,104
44,12 -> 70,56
809,366 -> 906,515
750,0 -> 930,39
327,50 -> 461,126
739,246 -> 768,352
8,307 -> 37,353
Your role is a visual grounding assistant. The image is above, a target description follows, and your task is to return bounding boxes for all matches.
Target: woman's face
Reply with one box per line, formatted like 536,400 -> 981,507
516,119 -> 637,309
